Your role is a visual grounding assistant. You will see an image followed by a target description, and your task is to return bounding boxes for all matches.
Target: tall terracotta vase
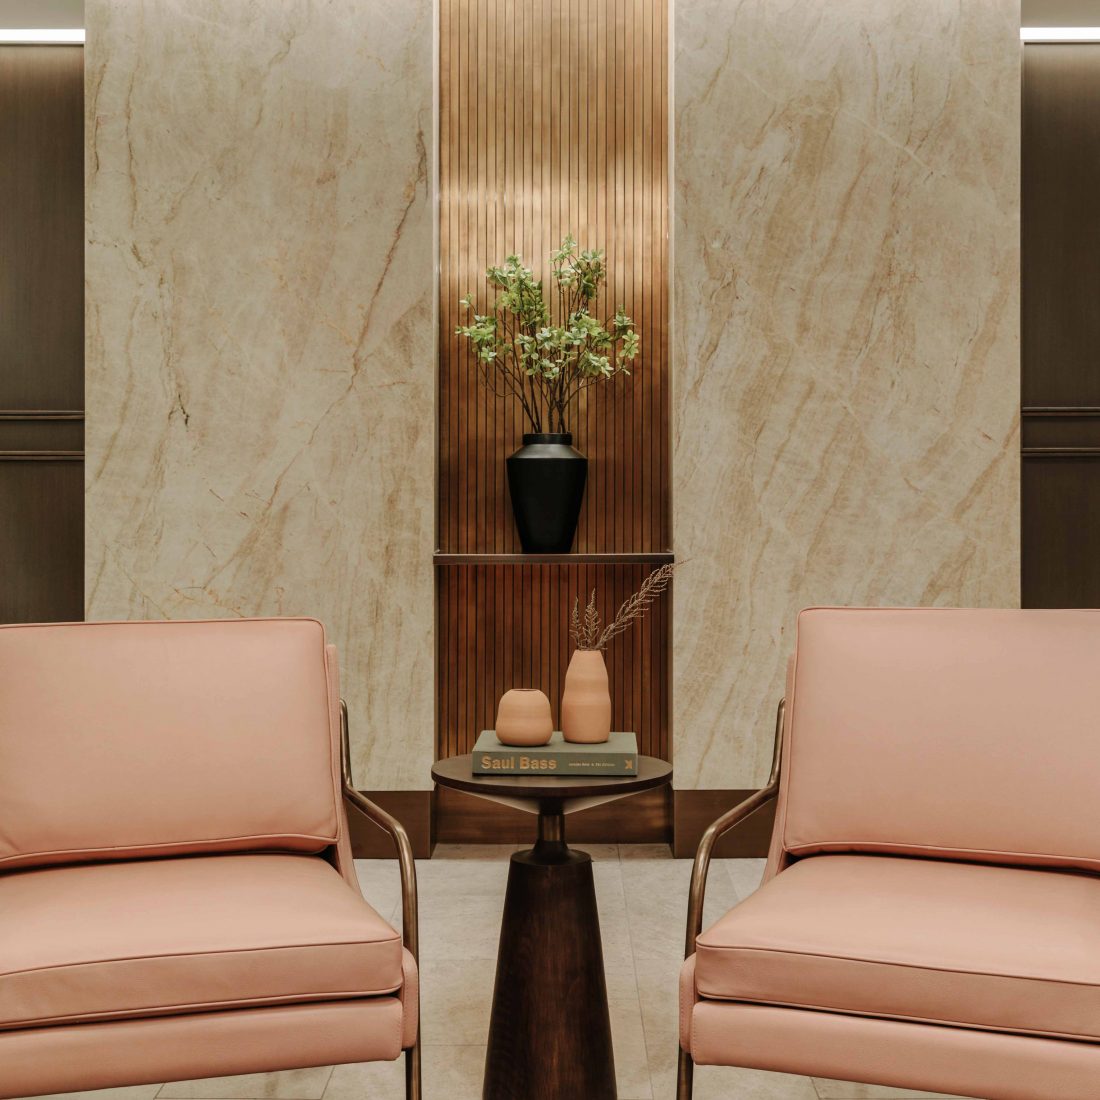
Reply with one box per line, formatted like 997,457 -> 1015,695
561,649 -> 611,744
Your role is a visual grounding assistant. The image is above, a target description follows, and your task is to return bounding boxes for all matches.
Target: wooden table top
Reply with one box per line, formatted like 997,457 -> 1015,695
431,753 -> 672,802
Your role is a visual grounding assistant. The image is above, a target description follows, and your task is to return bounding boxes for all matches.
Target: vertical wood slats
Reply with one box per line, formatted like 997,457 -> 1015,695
437,561 -> 669,762
438,0 -> 669,555
435,0 -> 670,791
0,46 -> 84,625
1022,45 -> 1100,608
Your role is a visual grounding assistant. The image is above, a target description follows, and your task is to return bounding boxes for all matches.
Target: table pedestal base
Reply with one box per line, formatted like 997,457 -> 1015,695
483,810 -> 617,1100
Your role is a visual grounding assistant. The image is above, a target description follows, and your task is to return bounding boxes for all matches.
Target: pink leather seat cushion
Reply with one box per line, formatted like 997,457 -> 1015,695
695,855 -> 1100,1042
0,854 -> 404,1029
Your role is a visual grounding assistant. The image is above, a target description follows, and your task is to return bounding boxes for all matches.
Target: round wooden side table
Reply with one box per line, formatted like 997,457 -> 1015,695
431,754 -> 673,1100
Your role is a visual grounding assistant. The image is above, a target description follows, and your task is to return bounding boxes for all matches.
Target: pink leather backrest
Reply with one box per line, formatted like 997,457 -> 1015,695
777,607 -> 1100,872
0,618 -> 344,870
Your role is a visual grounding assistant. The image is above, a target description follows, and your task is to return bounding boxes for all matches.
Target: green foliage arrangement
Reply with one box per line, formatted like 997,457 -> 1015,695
456,235 -> 640,434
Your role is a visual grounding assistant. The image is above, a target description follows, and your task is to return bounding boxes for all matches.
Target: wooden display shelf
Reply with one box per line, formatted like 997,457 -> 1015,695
434,552 -> 675,566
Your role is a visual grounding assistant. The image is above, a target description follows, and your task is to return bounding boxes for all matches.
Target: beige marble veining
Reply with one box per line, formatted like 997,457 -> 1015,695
84,0 -> 435,788
672,0 -> 1021,788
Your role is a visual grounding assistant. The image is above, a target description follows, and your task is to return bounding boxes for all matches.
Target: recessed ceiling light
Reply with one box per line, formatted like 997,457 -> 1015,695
0,28 -> 84,44
1021,27 -> 1100,42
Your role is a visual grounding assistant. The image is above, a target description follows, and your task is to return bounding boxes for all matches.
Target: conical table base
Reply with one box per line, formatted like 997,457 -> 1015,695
428,754 -> 673,1100
484,812 -> 616,1100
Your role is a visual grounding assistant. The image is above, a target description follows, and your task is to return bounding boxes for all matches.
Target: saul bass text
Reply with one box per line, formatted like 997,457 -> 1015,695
480,755 -> 558,771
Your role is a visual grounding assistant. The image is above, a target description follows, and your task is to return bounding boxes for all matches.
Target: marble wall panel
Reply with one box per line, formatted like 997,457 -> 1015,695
673,0 -> 1021,787
85,0 -> 435,788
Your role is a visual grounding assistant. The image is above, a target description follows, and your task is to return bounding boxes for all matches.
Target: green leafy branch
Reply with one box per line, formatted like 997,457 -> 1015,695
456,234 -> 640,434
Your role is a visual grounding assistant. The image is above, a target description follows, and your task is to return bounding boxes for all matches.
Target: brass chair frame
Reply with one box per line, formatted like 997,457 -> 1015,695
676,698 -> 785,1100
339,701 -> 422,1100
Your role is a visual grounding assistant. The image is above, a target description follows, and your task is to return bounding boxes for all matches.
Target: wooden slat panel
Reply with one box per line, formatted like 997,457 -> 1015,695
437,562 -> 670,762
0,45 -> 84,625
1022,45 -> 1100,409
436,785 -> 670,846
0,46 -> 84,410
348,791 -> 434,859
0,461 -> 83,623
1022,45 -> 1100,608
1022,456 -> 1100,608
438,0 -> 669,555
435,1 -> 670,843
672,789 -> 776,859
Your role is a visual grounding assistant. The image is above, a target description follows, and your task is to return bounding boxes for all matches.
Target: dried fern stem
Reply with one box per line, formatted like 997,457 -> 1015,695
569,563 -> 678,652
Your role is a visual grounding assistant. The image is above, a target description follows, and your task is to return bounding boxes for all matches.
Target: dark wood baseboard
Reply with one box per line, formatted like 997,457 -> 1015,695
348,790 -> 433,859
349,786 -> 774,859
434,785 -> 672,846
672,788 -> 776,859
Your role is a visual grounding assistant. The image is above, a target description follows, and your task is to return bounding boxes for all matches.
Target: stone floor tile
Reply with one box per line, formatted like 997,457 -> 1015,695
693,1066 -> 820,1099
724,856 -> 768,900
812,1080 -> 962,1099
324,1047 -> 483,1100
619,842 -> 675,860
572,842 -> 621,861
319,1059 -> 402,1100
417,892 -> 507,961
158,1068 -> 333,1100
13,1090 -> 162,1100
418,957 -> 495,1046
609,991 -> 655,1100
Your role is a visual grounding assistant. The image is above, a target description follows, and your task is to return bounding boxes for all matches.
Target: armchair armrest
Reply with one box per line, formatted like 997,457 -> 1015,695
339,700 -> 419,962
683,697 -> 785,957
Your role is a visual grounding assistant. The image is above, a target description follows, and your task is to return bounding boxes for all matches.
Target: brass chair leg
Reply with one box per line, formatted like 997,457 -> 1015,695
340,701 -> 422,1100
677,1048 -> 694,1100
405,1037 -> 422,1100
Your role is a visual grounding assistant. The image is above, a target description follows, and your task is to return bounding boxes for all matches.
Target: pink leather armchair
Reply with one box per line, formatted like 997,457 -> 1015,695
0,618 -> 420,1100
679,608 -> 1100,1100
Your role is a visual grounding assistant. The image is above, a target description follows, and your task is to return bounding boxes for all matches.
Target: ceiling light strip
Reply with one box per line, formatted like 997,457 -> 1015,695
1021,27 -> 1100,43
0,28 -> 84,45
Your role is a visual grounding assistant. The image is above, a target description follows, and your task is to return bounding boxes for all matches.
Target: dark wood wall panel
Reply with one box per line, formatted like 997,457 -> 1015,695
437,561 -> 669,762
1022,453 -> 1100,607
436,785 -> 670,846
0,45 -> 84,624
0,47 -> 84,410
1022,45 -> 1100,608
1022,46 -> 1100,409
438,0 -> 669,555
0,460 -> 83,623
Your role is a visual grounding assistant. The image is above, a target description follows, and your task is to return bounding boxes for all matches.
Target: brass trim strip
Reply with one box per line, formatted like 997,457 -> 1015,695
0,450 -> 83,461
433,551 -> 675,565
1022,447 -> 1100,457
0,410 -> 84,420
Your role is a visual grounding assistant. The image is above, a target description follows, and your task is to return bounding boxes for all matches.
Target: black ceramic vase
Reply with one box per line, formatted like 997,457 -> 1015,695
506,433 -> 588,553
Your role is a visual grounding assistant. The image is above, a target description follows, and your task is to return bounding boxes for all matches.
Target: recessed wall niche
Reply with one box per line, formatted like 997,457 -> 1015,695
436,0 -> 671,842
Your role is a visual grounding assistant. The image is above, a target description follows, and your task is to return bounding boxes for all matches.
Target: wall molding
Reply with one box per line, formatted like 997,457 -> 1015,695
348,791 -> 433,860
672,788 -> 776,859
434,786 -> 671,847
349,787 -> 776,859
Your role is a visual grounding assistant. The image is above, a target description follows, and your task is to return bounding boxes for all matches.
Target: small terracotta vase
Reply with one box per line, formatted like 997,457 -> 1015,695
495,688 -> 554,747
561,649 -> 612,744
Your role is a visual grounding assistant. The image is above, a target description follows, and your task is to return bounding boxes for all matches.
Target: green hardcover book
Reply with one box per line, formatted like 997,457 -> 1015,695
472,730 -> 638,776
